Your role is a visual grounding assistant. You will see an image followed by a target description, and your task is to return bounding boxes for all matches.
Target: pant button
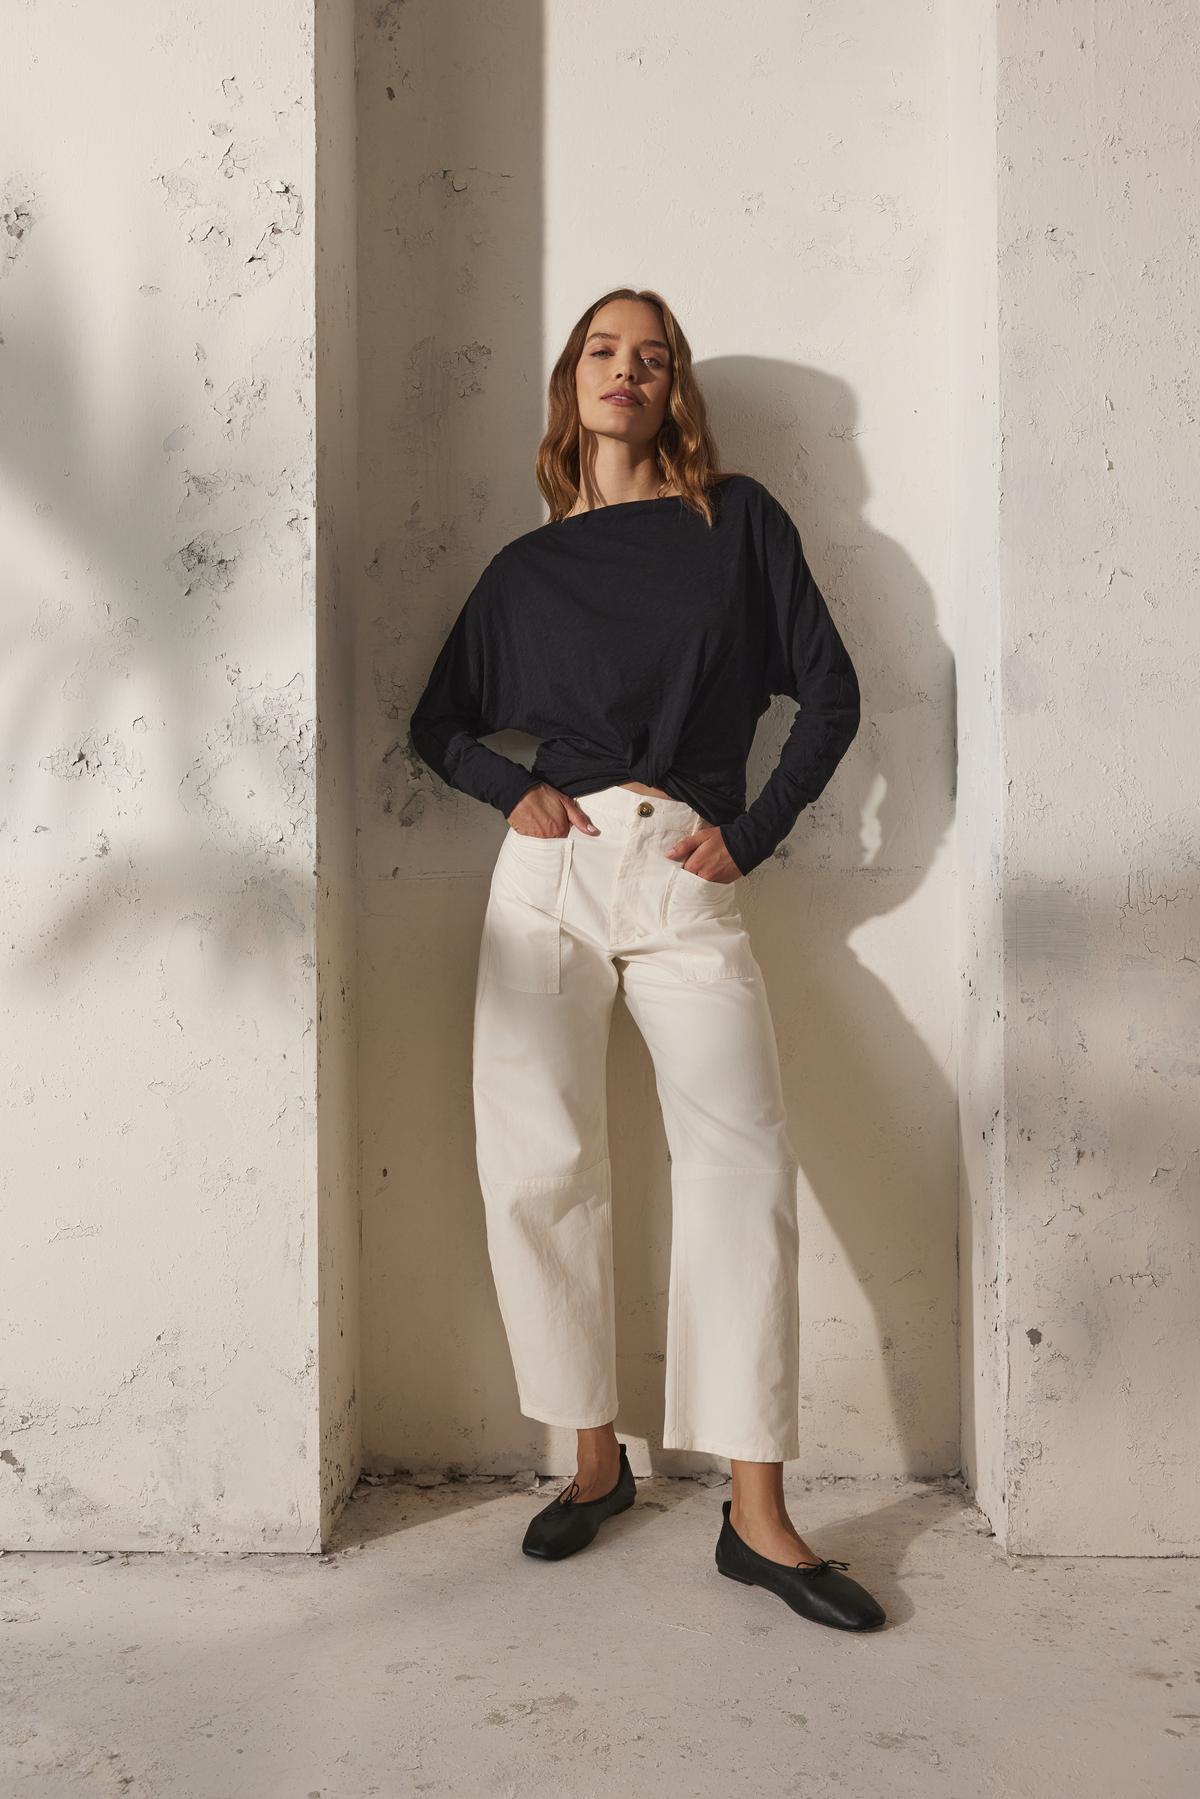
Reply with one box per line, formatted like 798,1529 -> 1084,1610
636,800 -> 654,816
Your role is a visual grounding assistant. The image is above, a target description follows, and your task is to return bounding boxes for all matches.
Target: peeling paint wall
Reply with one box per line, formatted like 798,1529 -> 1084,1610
358,2 -> 959,1478
315,1 -> 361,1546
2,0 -> 1181,1559
354,0 -> 557,1477
1,3 -> 330,1549
994,0 -> 1200,1554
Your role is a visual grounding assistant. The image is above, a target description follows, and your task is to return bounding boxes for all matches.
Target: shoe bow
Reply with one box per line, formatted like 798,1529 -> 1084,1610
796,1557 -> 850,1575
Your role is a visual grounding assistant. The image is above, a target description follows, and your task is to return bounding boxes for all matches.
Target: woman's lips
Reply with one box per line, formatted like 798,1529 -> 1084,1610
602,393 -> 640,407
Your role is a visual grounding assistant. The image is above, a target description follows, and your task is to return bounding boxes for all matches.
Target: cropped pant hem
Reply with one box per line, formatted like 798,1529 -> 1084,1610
661,1431 -> 802,1463
517,1399 -> 620,1431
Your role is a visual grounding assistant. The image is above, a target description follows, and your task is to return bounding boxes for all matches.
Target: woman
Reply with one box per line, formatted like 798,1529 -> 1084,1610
410,287 -> 884,1633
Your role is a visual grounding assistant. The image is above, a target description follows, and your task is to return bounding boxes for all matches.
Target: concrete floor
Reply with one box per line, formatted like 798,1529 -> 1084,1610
2,1468 -> 1196,1798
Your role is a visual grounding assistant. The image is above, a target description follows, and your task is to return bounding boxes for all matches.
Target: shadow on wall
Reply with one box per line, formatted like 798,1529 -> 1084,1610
610,356 -> 960,1485
0,206 -> 315,998
366,340 -> 959,1490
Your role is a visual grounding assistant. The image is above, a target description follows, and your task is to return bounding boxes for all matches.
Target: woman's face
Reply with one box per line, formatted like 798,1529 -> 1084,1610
574,298 -> 673,447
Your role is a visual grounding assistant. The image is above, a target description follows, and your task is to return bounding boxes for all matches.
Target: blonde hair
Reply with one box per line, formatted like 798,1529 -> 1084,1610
535,286 -> 746,526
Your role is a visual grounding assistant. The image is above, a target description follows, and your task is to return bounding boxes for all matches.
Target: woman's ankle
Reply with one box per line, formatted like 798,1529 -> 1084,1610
576,1422 -> 618,1454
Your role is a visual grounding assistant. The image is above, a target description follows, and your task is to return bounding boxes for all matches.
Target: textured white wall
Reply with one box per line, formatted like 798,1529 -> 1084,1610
0,3 -> 336,1550
7,0 -> 1188,1557
993,0 -> 1200,1554
315,0 -> 361,1547
360,0 -> 959,1479
952,0 -> 1007,1537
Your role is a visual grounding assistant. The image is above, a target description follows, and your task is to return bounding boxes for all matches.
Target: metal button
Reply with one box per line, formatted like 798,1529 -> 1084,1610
636,800 -> 654,816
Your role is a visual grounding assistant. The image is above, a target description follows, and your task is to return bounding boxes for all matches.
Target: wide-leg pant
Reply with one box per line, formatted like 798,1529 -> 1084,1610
471,782 -> 801,1462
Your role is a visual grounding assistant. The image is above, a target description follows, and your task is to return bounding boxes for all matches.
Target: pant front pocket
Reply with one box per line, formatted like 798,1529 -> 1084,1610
484,830 -> 574,993
661,862 -> 757,981
666,862 -> 741,920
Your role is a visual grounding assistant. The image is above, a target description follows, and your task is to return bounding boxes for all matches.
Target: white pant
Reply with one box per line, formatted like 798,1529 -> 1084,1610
471,783 -> 801,1462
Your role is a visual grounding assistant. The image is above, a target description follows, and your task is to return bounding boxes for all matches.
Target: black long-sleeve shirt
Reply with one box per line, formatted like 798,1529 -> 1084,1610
409,473 -> 860,876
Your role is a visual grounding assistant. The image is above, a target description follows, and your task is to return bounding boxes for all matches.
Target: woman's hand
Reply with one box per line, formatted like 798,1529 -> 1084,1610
506,783 -> 599,839
664,825 -> 743,883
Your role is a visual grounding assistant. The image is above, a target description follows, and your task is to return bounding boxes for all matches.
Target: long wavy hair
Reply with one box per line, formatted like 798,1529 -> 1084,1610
535,287 -> 746,526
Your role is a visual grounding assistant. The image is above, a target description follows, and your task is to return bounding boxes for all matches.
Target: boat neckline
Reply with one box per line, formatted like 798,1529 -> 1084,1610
552,493 -> 685,522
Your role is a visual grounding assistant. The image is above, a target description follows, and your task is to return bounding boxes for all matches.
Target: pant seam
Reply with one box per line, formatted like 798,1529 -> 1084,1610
485,1153 -> 611,1193
623,970 -> 758,987
670,1160 -> 798,1174
675,1170 -> 688,1453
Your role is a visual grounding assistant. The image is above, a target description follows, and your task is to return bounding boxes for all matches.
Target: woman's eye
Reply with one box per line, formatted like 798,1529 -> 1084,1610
589,349 -> 665,368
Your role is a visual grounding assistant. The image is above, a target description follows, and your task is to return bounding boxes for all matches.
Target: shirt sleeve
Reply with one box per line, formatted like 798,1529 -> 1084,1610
719,487 -> 861,877
409,554 -> 546,819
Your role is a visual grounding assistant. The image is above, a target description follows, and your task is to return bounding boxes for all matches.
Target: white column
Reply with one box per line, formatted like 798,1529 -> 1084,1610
0,1 -> 358,1551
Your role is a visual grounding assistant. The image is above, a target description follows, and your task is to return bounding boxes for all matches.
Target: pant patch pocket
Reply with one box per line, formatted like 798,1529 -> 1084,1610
660,865 -> 757,981
665,862 -> 741,922
484,830 -> 574,993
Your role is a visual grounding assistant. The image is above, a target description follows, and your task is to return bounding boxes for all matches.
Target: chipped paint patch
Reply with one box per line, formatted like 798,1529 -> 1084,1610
170,532 -> 239,598
40,732 -> 144,799
0,179 -> 37,274
180,673 -> 315,854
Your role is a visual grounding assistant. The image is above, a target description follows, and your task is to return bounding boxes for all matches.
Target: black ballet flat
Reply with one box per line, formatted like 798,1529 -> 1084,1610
714,1499 -> 886,1631
521,1441 -> 637,1560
